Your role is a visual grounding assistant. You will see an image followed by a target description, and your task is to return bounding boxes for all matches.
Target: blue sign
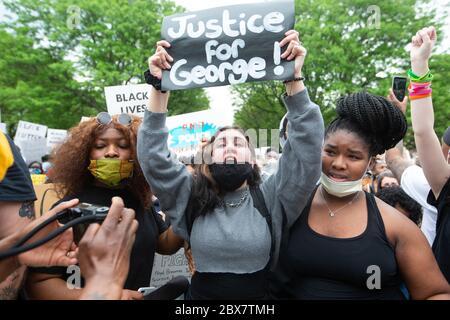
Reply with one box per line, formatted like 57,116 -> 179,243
169,122 -> 217,149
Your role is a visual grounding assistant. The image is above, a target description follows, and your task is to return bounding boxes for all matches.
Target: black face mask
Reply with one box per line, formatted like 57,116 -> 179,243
209,163 -> 253,192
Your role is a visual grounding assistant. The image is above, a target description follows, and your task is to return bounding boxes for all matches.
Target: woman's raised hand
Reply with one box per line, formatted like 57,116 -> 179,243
148,40 -> 173,80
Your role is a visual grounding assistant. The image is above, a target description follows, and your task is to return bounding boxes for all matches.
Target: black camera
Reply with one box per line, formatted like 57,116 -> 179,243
58,203 -> 109,244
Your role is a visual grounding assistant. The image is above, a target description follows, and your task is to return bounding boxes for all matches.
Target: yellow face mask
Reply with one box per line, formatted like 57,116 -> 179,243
87,159 -> 134,187
0,132 -> 14,181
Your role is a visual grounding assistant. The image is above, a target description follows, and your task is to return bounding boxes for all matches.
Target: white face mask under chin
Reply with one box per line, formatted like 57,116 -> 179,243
320,172 -> 363,197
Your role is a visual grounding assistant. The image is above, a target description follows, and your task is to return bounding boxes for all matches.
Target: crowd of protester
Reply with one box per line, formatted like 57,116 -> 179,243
0,25 -> 449,300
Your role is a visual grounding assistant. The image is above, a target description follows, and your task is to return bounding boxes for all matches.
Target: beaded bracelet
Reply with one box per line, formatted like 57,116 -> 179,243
283,76 -> 305,84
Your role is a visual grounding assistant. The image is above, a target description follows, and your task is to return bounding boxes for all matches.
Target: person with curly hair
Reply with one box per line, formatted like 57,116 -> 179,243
376,186 -> 422,226
26,113 -> 183,300
272,86 -> 450,299
376,170 -> 399,191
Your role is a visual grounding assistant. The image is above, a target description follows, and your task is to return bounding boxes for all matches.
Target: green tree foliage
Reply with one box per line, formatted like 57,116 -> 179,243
427,54 -> 450,144
234,0 -> 448,150
0,0 -> 209,134
0,28 -> 94,132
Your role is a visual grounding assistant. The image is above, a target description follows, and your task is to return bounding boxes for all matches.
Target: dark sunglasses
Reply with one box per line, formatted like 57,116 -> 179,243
96,112 -> 132,126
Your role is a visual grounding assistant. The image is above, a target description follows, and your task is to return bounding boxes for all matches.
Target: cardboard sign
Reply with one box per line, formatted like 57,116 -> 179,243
161,0 -> 295,90
150,249 -> 192,288
15,137 -> 48,165
33,183 -> 60,218
14,120 -> 47,142
14,120 -> 48,164
104,84 -> 151,117
47,129 -> 67,150
31,174 -> 47,186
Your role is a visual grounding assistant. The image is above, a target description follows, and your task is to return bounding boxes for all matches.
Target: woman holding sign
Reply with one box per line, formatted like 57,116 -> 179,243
137,30 -> 324,299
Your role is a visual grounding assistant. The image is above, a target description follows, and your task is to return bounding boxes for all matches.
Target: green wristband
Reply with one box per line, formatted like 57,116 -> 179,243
407,69 -> 433,82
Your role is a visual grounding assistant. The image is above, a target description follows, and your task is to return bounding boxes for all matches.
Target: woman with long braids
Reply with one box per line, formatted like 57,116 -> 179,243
273,87 -> 450,299
137,29 -> 324,299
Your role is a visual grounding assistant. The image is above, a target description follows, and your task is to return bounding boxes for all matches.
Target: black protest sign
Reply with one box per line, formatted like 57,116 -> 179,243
161,0 -> 295,91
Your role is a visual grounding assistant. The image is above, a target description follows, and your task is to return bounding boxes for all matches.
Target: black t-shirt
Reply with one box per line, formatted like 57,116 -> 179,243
32,184 -> 168,291
428,178 -> 450,283
0,134 -> 36,202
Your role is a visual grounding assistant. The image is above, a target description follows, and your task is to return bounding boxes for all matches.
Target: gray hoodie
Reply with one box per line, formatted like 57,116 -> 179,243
137,88 -> 324,271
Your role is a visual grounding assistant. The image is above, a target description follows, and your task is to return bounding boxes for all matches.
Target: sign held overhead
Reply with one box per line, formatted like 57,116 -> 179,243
161,0 -> 295,91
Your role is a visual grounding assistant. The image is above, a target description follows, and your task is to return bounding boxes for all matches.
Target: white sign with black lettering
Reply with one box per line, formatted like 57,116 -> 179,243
15,137 -> 48,165
47,129 -> 68,149
104,84 -> 151,117
14,120 -> 47,142
150,248 -> 191,288
161,0 -> 295,90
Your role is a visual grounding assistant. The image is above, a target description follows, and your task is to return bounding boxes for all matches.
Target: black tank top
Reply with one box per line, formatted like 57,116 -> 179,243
188,269 -> 268,300
284,189 -> 405,300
